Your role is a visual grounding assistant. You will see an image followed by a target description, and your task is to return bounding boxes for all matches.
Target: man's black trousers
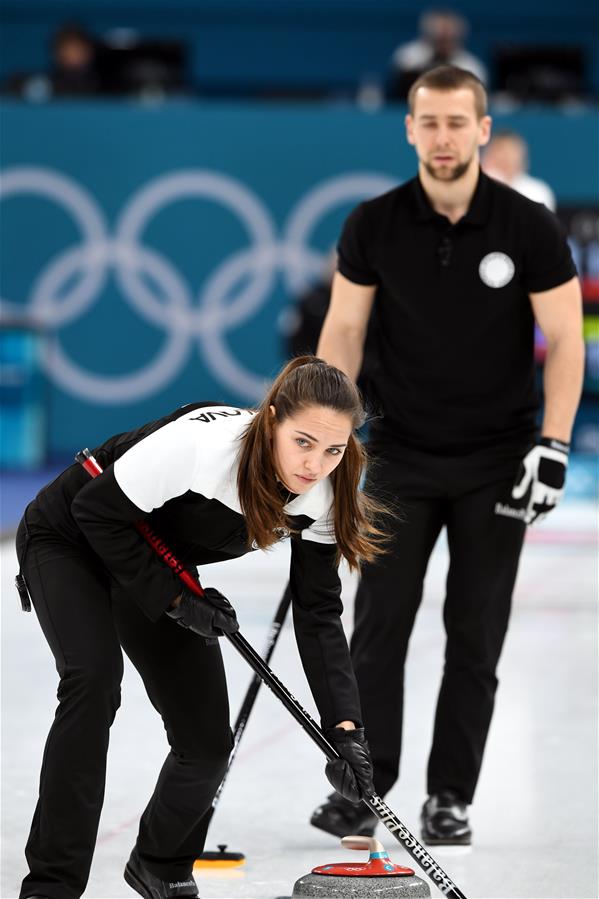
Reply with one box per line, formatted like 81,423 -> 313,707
351,439 -> 528,805
16,502 -> 232,899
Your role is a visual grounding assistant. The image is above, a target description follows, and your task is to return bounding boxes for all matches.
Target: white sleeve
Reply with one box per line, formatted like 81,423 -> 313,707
114,420 -> 200,513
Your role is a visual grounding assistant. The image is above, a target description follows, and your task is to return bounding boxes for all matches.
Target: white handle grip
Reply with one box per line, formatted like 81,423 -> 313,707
341,834 -> 386,854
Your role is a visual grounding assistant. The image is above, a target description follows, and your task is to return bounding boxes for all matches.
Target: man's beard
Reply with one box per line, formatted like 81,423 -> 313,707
423,156 -> 472,182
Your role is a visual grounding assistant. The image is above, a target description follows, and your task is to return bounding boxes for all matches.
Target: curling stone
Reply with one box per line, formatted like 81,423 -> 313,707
292,835 -> 431,898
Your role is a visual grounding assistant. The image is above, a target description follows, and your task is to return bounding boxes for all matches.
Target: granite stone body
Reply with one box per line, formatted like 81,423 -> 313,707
291,871 -> 431,897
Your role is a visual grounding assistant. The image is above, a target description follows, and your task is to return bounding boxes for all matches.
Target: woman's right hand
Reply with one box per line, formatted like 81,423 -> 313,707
166,586 -> 239,637
324,726 -> 375,802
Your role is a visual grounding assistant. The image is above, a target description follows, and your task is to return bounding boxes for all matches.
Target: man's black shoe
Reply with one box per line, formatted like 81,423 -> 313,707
310,791 -> 377,838
124,848 -> 199,898
420,790 -> 472,845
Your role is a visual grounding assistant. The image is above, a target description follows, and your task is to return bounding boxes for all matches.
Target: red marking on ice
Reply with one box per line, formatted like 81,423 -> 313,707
97,815 -> 139,844
236,722 -> 292,761
96,724 -> 291,844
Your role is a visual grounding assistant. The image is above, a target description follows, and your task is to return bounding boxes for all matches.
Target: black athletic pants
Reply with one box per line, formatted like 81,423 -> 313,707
16,502 -> 232,899
351,438 -> 528,805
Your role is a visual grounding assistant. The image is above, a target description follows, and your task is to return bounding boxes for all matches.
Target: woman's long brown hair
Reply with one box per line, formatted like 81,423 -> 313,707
236,355 -> 389,570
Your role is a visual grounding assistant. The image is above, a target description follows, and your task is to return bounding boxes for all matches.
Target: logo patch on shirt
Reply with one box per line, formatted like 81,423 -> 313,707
479,252 -> 515,288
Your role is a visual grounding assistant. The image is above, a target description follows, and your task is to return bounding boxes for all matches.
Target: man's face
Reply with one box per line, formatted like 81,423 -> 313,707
406,88 -> 491,183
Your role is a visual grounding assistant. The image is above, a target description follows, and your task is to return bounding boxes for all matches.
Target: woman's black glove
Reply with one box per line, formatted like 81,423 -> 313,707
166,586 -> 239,638
324,727 -> 375,803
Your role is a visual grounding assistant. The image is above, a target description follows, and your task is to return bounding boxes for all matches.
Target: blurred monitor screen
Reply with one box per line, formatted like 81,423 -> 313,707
97,40 -> 186,94
494,46 -> 585,101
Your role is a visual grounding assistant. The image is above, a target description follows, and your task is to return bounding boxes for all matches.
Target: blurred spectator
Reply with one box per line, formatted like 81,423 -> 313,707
387,9 -> 487,101
482,130 -> 556,210
2,23 -> 187,101
285,253 -> 337,359
3,23 -> 100,99
49,24 -> 101,96
283,252 -> 381,417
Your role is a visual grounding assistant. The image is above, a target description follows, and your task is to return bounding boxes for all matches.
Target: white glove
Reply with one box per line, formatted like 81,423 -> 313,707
511,438 -> 570,525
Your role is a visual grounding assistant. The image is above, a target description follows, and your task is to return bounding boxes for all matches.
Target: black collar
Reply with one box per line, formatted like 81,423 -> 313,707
275,479 -> 298,505
411,169 -> 491,227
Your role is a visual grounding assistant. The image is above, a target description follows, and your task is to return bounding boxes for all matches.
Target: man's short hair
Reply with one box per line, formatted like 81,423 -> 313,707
408,65 -> 487,118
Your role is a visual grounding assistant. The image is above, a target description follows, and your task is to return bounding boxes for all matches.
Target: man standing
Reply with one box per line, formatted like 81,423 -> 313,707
310,65 -> 584,845
482,129 -> 556,210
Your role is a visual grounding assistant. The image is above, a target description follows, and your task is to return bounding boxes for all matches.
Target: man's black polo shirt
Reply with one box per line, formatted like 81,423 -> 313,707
337,171 -> 577,454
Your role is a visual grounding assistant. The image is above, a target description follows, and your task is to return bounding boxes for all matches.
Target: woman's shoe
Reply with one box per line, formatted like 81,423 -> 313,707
310,791 -> 377,838
124,848 -> 199,898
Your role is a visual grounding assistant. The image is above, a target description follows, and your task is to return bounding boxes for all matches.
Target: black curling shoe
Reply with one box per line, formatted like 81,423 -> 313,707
124,848 -> 199,898
420,791 -> 472,845
310,791 -> 377,838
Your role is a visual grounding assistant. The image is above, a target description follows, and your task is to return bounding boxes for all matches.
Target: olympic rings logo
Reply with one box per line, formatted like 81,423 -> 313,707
0,166 -> 397,404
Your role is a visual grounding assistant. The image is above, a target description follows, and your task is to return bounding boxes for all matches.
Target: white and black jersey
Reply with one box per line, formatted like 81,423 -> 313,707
34,403 -> 362,728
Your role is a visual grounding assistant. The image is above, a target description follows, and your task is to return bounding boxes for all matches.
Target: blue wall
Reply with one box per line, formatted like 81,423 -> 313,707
1,0 -> 598,93
1,100 -> 598,455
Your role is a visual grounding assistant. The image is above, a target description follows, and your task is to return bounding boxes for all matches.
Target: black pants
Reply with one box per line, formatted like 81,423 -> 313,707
16,503 -> 232,899
351,439 -> 528,805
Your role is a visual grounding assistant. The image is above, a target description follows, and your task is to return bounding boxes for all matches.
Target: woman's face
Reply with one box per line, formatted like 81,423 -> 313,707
271,404 -> 353,494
